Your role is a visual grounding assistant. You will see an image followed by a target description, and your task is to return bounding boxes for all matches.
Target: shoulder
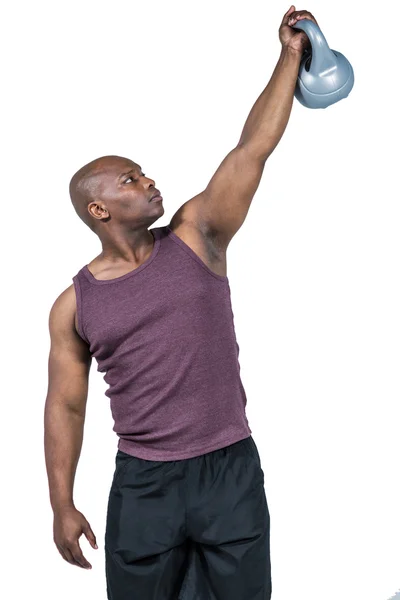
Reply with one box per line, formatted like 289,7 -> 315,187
48,284 -> 91,374
49,283 -> 80,339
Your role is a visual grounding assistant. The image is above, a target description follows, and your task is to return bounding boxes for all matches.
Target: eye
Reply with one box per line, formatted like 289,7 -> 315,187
124,173 -> 146,184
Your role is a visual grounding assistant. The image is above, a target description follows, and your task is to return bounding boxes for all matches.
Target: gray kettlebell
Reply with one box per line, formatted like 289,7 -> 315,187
291,18 -> 354,109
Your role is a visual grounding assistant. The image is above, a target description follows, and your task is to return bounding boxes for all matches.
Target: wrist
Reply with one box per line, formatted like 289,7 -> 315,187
53,505 -> 76,518
280,44 -> 303,60
51,499 -> 75,514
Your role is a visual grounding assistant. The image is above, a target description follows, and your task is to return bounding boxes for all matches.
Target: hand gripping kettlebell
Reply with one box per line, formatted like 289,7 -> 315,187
290,18 -> 354,109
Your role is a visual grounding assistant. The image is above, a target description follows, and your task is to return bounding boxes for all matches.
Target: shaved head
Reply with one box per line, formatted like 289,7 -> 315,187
69,154 -> 162,238
69,155 -> 137,232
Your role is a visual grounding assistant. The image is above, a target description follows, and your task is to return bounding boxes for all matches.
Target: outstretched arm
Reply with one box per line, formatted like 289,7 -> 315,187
174,7 -> 319,246
238,6 -> 318,157
237,45 -> 302,160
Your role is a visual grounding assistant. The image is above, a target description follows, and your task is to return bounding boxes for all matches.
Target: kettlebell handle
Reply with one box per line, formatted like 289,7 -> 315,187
291,18 -> 337,76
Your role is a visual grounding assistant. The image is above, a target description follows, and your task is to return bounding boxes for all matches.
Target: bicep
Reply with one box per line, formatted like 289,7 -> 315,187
46,287 -> 92,415
192,144 -> 267,245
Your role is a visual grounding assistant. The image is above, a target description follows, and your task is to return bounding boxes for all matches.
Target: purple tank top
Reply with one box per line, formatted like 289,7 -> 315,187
72,225 -> 251,460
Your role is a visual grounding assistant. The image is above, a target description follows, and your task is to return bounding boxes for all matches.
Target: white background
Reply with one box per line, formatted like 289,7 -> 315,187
2,1 -> 399,599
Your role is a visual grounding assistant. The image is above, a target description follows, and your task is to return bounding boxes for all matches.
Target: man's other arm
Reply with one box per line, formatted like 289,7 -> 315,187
44,285 -> 96,569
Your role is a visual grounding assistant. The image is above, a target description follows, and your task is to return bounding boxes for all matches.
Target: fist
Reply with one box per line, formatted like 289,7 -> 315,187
279,6 -> 320,54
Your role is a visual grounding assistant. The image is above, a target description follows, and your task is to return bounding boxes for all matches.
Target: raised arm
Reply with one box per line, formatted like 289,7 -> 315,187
44,285 -> 97,569
171,7 -> 318,247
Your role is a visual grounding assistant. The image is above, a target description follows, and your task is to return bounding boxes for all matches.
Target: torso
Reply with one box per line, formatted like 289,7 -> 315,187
73,222 -> 227,336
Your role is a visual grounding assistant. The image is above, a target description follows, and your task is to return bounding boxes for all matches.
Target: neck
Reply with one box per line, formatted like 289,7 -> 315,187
97,226 -> 154,264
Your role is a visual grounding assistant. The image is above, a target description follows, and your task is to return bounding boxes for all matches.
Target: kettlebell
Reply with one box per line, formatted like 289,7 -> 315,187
290,18 -> 354,109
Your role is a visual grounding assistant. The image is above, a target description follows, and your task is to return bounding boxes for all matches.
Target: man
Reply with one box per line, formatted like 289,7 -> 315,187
44,6 -> 317,599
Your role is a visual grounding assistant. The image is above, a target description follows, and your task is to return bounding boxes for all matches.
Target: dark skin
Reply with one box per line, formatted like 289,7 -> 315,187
45,6 -> 318,570
75,157 -> 166,282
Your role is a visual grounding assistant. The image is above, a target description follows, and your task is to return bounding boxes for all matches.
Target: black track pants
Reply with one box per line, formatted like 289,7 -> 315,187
105,435 -> 272,599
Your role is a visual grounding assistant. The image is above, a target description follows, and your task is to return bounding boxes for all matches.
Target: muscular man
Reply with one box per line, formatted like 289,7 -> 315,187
44,7 -> 317,599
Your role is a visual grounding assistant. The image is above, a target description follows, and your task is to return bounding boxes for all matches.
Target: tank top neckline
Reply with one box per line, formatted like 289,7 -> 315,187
82,227 -> 162,285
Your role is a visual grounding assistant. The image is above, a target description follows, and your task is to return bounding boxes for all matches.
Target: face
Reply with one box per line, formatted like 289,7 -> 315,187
87,158 -> 164,227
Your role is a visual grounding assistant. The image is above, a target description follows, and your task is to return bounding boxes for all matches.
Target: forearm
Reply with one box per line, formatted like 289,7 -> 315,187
238,46 -> 302,160
44,400 -> 85,514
